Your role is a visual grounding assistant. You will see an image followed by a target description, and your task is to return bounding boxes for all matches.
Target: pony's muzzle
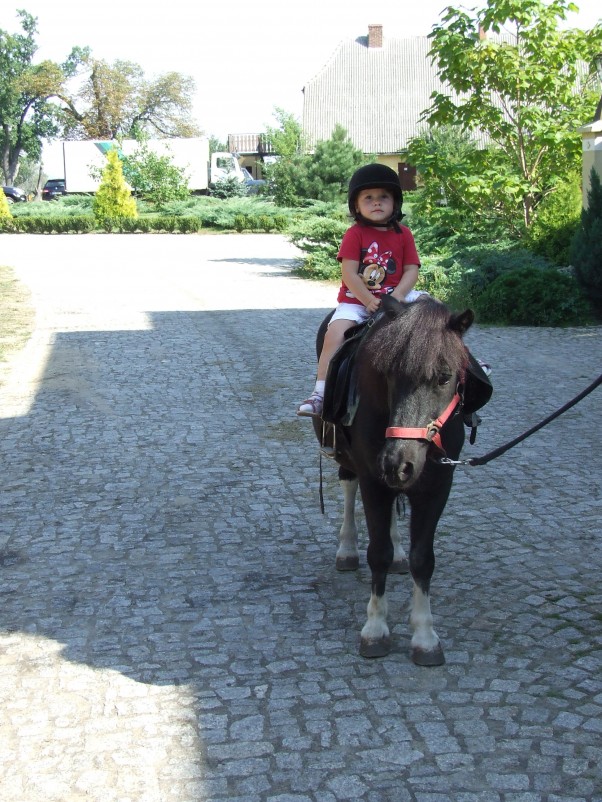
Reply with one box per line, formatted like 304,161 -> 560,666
379,440 -> 425,489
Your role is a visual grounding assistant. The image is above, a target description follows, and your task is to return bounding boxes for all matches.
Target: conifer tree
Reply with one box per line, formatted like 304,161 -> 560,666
571,168 -> 602,317
0,189 -> 13,219
302,125 -> 365,203
93,148 -> 137,224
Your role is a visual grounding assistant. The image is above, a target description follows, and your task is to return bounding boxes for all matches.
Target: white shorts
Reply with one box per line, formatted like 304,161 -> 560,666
329,303 -> 370,325
329,291 -> 428,326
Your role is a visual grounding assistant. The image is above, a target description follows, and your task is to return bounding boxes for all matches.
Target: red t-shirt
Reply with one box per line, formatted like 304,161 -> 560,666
336,224 -> 420,305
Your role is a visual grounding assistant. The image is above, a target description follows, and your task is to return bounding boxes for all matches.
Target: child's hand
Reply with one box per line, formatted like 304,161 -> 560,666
365,296 -> 381,314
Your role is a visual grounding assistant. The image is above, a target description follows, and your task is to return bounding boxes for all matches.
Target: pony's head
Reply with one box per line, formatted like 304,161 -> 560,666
362,295 -> 473,490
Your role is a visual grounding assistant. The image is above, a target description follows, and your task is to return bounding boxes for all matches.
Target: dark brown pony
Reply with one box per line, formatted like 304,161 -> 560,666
313,294 -> 473,664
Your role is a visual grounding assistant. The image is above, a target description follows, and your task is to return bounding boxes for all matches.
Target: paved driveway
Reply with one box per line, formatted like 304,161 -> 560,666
0,233 -> 601,802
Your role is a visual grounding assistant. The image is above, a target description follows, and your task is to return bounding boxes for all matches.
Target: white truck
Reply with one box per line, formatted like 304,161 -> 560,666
58,137 -> 244,194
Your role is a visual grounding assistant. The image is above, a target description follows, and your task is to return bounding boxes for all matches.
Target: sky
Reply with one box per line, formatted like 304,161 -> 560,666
1,0 -> 600,144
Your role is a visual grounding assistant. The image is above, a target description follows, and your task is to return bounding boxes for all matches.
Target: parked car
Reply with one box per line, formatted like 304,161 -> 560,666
2,185 -> 28,203
42,178 -> 66,200
241,167 -> 266,195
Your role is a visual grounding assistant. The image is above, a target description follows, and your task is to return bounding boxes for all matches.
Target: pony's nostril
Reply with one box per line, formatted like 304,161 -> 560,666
383,453 -> 400,472
381,452 -> 414,487
399,462 -> 413,478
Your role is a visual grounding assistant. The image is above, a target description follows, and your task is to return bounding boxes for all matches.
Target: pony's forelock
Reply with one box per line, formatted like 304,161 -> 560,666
363,298 -> 466,381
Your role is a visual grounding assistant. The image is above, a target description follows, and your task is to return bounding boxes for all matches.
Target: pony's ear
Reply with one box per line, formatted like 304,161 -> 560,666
449,309 -> 474,334
380,294 -> 405,318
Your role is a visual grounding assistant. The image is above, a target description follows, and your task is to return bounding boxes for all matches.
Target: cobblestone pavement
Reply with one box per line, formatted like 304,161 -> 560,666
0,233 -> 601,802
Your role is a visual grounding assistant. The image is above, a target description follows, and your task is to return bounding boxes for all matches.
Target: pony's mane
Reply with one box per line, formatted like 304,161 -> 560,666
363,297 -> 466,381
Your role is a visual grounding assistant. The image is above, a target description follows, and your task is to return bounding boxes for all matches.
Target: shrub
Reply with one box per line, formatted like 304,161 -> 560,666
416,256 -> 468,309
104,216 -> 151,233
57,194 -> 94,213
273,215 -> 288,232
257,214 -> 275,232
103,217 -> 138,233
445,243 -> 552,297
177,216 -> 202,233
100,215 -> 202,234
159,216 -> 178,233
7,197 -> 88,219
411,241 -> 554,311
288,216 -> 349,280
121,144 -> 190,208
0,192 -> 292,235
473,266 -> 590,326
526,173 -> 582,266
93,148 -> 138,224
0,190 -> 12,219
233,214 -> 248,232
210,177 -> 247,199
5,215 -> 95,233
571,168 -> 602,318
263,154 -> 310,207
134,218 -> 153,233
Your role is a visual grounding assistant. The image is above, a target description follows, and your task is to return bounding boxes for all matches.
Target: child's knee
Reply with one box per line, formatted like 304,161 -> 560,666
325,323 -> 347,346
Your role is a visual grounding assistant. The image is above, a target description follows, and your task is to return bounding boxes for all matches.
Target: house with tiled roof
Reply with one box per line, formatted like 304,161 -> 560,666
302,25 -> 452,190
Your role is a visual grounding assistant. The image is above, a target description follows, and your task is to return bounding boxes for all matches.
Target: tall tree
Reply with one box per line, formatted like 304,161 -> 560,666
59,55 -> 200,140
0,10 -> 67,184
265,107 -> 305,157
424,0 -> 602,232
263,108 -> 309,206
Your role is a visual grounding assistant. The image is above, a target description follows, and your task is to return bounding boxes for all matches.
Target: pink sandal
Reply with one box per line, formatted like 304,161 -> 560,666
297,394 -> 323,417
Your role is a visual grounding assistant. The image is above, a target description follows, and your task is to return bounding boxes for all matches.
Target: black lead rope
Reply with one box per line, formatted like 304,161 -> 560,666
446,372 -> 602,468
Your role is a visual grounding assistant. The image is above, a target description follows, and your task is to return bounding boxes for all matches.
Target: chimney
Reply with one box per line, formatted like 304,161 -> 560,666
368,25 -> 383,48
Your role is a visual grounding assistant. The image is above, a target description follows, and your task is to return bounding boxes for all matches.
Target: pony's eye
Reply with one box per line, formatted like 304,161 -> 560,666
438,373 -> 452,386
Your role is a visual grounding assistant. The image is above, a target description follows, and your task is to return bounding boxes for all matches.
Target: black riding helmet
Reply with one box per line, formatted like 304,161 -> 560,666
348,163 -> 404,228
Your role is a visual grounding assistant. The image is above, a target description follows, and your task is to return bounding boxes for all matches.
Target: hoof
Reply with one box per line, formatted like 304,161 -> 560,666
411,643 -> 445,667
336,555 -> 359,571
360,635 -> 391,658
390,557 -> 409,574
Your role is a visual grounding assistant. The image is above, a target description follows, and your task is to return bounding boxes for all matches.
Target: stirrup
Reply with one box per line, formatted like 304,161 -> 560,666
320,420 -> 336,457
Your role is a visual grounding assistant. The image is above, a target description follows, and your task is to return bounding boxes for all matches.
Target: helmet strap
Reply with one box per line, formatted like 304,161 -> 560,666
354,212 -> 401,231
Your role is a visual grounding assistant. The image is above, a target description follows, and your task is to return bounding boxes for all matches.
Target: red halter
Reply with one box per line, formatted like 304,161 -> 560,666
385,391 -> 462,454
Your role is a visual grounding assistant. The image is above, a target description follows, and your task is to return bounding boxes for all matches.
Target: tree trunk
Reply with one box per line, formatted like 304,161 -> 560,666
34,162 -> 44,200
